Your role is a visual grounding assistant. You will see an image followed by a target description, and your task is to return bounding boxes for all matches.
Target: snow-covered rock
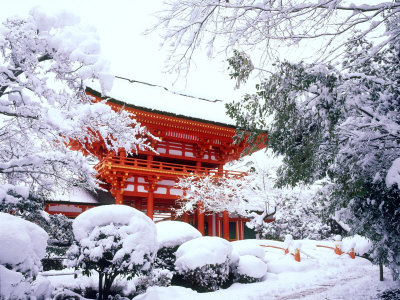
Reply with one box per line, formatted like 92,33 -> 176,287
175,236 -> 232,271
156,221 -> 201,249
0,212 -> 48,277
237,255 -> 268,279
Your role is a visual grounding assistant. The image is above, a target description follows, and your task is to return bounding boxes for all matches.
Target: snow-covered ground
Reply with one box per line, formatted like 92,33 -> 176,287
43,238 -> 398,300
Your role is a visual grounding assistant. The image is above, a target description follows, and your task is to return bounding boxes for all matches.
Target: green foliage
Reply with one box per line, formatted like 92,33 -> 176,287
154,246 -> 179,272
228,50 -> 254,89
176,261 -> 230,292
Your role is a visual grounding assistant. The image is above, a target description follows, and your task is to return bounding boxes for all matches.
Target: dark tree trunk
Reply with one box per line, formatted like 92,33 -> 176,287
98,273 -> 103,300
379,261 -> 384,281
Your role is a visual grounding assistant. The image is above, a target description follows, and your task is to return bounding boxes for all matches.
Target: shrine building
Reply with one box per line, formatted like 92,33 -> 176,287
45,77 -> 266,241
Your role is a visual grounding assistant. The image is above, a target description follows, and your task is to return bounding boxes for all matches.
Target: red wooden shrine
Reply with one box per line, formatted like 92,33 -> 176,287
45,85 -> 267,241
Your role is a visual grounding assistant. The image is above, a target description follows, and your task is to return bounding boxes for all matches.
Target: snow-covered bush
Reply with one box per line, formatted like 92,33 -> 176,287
67,205 -> 157,300
155,221 -> 201,272
229,241 -> 267,284
175,236 -> 232,292
41,213 -> 74,271
235,255 -> 267,284
0,212 -> 48,299
231,240 -> 266,260
132,268 -> 173,296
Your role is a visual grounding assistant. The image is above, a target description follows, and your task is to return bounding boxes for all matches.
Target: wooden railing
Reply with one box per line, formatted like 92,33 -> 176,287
96,156 -> 246,178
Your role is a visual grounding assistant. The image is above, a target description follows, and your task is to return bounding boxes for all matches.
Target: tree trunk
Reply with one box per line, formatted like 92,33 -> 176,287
103,274 -> 117,300
379,261 -> 384,281
103,276 -> 110,300
98,273 -> 103,300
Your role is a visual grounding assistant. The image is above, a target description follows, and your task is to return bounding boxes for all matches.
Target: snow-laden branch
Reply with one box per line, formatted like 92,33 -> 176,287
151,0 -> 399,73
0,7 -> 153,203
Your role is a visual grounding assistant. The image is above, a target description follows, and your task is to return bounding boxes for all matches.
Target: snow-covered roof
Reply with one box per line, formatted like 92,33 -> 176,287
49,187 -> 114,205
86,77 -> 236,126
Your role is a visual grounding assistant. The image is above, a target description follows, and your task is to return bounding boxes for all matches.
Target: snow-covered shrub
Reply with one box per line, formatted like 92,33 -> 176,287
67,205 -> 157,300
131,268 -> 173,296
175,236 -> 232,292
39,213 -> 74,271
228,240 -> 267,284
31,276 -> 53,300
231,240 -> 266,260
235,255 -> 267,284
0,212 -> 48,299
0,265 -> 31,299
155,221 -> 201,272
0,212 -> 48,278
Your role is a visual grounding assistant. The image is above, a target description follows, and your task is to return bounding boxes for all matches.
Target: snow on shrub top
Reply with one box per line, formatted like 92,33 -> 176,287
73,205 -> 148,240
156,221 -> 202,249
237,255 -> 267,279
231,240 -> 265,260
342,235 -> 372,255
0,212 -> 48,277
175,236 -> 232,270
72,205 -> 157,265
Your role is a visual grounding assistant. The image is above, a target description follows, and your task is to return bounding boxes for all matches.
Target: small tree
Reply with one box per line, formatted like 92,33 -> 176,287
67,205 -> 157,300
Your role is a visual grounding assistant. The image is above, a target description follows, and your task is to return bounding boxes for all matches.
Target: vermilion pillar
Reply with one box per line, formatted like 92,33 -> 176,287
223,211 -> 229,240
147,190 -> 154,219
197,201 -> 205,235
115,191 -> 123,205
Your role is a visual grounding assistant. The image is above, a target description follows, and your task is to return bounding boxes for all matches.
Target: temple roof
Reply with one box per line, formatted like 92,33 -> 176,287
86,77 -> 236,126
49,187 -> 114,205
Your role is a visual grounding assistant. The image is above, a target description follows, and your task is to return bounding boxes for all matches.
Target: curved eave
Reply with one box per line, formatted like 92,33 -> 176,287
86,87 -> 237,129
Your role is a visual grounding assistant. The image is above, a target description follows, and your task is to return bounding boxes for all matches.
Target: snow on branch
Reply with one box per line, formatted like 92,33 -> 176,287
0,7 -> 153,203
151,0 -> 399,73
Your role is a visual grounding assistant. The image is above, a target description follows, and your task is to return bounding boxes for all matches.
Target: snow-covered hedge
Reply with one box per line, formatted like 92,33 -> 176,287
0,212 -> 48,278
0,212 -> 49,299
235,255 -> 268,283
231,240 -> 266,261
229,240 -> 267,284
157,221 -> 202,249
175,236 -> 232,291
155,221 -> 201,272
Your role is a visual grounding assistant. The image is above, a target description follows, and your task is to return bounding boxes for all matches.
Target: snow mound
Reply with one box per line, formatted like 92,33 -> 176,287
268,255 -> 318,274
72,205 -> 157,265
0,212 -> 48,276
156,221 -> 202,249
231,240 -> 266,260
237,255 -> 268,279
175,236 -> 232,270
134,286 -> 198,300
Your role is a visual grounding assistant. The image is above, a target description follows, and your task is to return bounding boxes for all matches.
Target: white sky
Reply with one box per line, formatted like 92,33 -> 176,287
0,0 -> 251,102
